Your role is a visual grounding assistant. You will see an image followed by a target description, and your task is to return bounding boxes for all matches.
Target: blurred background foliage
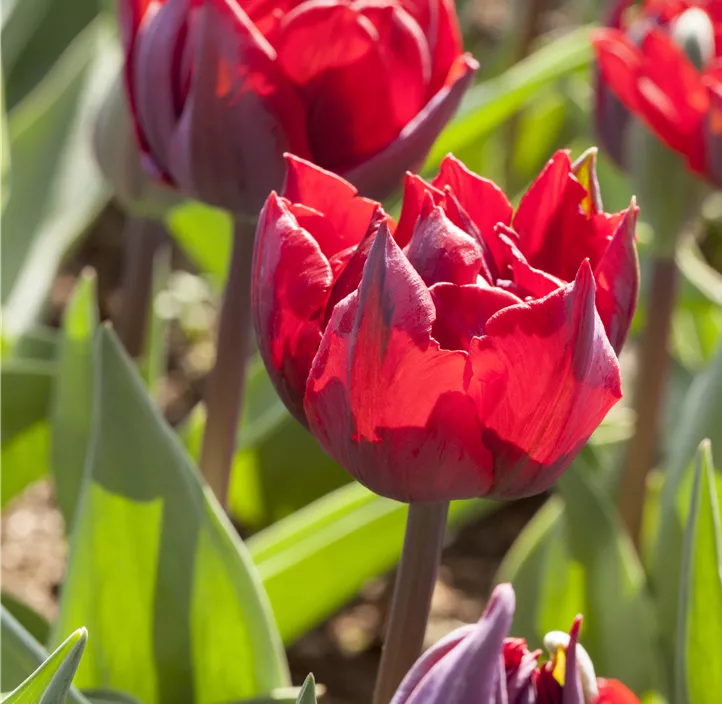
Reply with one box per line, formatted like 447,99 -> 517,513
2,1 -> 722,703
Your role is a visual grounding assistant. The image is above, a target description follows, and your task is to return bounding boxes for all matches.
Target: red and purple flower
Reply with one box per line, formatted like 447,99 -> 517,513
252,150 -> 638,502
118,0 -> 477,214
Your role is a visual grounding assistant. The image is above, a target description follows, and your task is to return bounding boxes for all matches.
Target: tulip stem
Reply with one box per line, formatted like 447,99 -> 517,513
373,501 -> 449,704
117,216 -> 166,358
618,255 -> 678,550
198,218 -> 255,507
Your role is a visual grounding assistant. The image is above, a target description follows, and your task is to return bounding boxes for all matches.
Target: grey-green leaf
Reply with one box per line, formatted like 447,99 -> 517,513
675,440 -> 722,704
53,326 -> 289,703
50,269 -> 98,528
1,609 -> 88,704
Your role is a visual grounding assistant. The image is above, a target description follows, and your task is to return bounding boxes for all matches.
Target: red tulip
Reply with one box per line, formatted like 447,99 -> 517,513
118,0 -> 477,215
593,1 -> 722,185
390,583 -> 640,704
252,150 -> 638,502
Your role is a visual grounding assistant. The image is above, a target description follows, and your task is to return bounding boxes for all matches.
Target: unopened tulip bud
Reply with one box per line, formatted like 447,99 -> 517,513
390,584 -> 640,703
93,73 -> 179,218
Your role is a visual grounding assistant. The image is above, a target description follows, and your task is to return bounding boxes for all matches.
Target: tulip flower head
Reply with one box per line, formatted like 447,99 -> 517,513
118,0 -> 478,215
252,150 -> 639,502
593,0 -> 722,186
390,583 -> 640,704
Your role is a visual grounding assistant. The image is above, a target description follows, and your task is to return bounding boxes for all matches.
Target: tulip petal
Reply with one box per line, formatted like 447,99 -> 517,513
466,261 -> 622,499
432,155 -> 513,244
283,154 -> 380,258
562,617 -> 584,704
704,78 -> 722,186
398,0 -> 463,93
253,193 -> 333,424
390,625 -> 475,704
513,151 -> 613,283
342,53 -> 478,200
394,584 -> 515,703
134,0 -> 189,177
593,204 -> 639,353
305,223 -> 493,502
394,173 -> 444,248
430,283 -> 520,352
405,206 -> 483,286
167,0 -> 311,214
323,207 -> 387,323
277,0 -> 429,171
595,679 -> 641,704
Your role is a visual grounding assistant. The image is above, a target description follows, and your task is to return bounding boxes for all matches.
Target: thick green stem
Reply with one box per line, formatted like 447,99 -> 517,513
618,256 -> 678,549
117,216 -> 166,358
198,219 -> 255,507
372,502 -> 449,704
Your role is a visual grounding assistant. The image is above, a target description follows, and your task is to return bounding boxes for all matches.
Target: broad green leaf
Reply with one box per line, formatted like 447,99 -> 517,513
1,421 -> 49,507
495,497 -> 584,643
426,25 -> 592,169
3,627 -> 87,704
54,327 -> 289,703
1,71 -> 9,211
1,593 -> 50,644
1,359 -> 53,446
656,342 -> 722,668
2,0 -> 98,109
249,482 -> 491,645
51,270 -> 98,529
166,202 -> 231,287
557,468 -> 665,695
675,441 -> 722,704
1,608 -> 89,703
5,325 -> 57,362
294,675 -> 316,704
2,19 -> 118,341
82,690 -> 141,704
496,454 -> 664,695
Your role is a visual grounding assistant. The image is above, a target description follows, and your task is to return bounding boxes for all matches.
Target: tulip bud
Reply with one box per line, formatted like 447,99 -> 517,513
93,72 -> 179,218
390,584 -> 640,704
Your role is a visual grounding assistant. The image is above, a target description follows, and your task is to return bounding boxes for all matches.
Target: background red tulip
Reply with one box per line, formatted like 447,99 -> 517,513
252,150 -> 638,502
593,1 -> 722,185
118,0 -> 478,215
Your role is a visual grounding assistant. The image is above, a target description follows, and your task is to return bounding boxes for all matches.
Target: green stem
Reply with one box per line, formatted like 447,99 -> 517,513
372,502 -> 449,704
198,218 -> 255,507
618,256 -> 678,550
117,216 -> 166,358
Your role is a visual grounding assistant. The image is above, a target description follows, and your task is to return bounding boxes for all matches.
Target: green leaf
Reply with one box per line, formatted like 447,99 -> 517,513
2,71 -> 9,212
1,421 -> 49,507
249,482 -> 491,645
1,608 -> 89,703
426,25 -> 592,170
294,675 -> 316,704
496,455 -> 664,695
53,326 -> 289,703
557,468 -> 665,695
1,19 -> 118,341
1,359 -> 53,446
5,325 -> 57,362
675,440 -> 722,704
51,269 -> 98,529
82,690 -> 142,704
1,593 -> 50,644
166,201 -> 231,287
3,627 -> 87,704
655,342 -> 722,668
